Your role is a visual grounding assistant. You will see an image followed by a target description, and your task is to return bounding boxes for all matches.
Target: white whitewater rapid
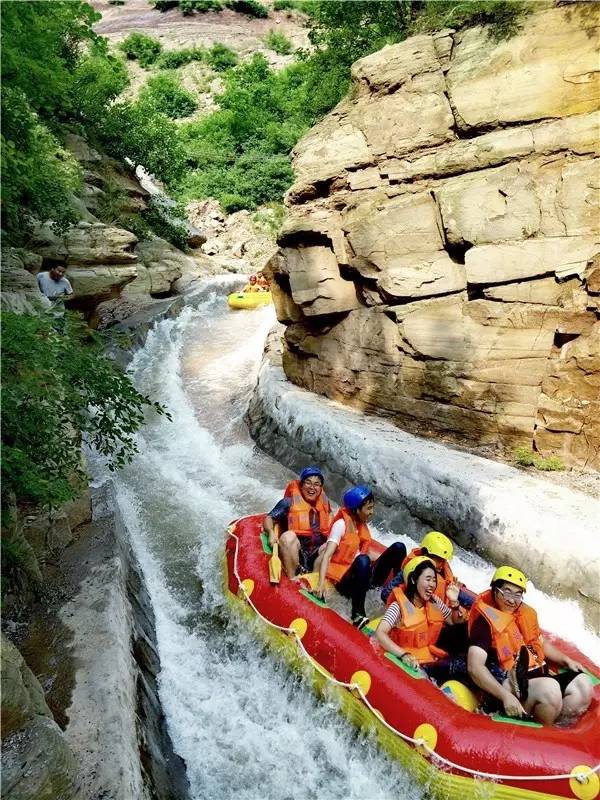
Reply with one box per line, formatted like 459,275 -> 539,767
99,278 -> 599,800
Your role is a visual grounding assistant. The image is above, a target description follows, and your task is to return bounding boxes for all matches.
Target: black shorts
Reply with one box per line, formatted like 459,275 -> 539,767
483,667 -> 583,713
529,667 -> 583,695
297,532 -> 326,573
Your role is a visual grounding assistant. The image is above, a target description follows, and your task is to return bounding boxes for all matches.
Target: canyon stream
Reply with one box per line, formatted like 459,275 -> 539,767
91,277 -> 600,800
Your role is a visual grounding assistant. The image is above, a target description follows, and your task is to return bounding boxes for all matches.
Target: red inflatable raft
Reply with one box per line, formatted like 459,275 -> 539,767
225,515 -> 600,800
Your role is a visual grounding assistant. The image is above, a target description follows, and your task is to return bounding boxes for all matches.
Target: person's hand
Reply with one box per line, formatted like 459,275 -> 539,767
401,653 -> 420,671
445,581 -> 461,606
564,657 -> 585,673
312,585 -> 325,601
502,691 -> 525,718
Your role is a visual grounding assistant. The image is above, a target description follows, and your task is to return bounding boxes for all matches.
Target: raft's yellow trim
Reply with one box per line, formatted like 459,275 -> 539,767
223,562 -> 570,800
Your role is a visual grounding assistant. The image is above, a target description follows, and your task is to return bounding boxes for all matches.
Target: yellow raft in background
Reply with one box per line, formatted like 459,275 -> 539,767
227,291 -> 272,310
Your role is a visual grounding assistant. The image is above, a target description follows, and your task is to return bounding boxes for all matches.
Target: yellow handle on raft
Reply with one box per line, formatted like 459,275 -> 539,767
269,542 -> 282,584
269,523 -> 281,584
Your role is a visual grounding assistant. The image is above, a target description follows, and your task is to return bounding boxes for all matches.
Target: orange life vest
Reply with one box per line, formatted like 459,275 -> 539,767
388,585 -> 447,664
283,480 -> 331,538
326,508 -> 371,583
401,546 -> 455,602
468,589 -> 545,671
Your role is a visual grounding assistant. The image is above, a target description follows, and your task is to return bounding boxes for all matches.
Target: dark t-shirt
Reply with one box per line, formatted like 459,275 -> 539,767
468,616 -> 498,668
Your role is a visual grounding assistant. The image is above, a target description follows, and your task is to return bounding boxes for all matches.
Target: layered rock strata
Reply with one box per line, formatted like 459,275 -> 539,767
269,4 -> 600,469
247,338 -> 600,613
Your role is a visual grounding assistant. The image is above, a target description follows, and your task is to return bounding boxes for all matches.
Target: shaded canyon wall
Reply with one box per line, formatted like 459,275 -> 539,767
268,3 -> 600,469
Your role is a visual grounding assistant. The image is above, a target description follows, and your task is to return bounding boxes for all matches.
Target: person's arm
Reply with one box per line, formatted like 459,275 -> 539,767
467,646 -> 525,717
37,273 -> 48,297
376,610 -> 420,670
381,571 -> 402,604
315,518 -> 344,596
263,498 -> 289,546
542,637 -> 585,673
443,580 -> 466,626
263,515 -> 277,544
63,278 -> 73,296
315,540 -> 337,597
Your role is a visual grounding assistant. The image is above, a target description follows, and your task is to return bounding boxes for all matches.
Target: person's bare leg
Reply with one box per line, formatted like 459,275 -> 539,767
558,673 -> 593,721
313,546 -> 326,574
522,677 -> 562,725
278,530 -> 300,578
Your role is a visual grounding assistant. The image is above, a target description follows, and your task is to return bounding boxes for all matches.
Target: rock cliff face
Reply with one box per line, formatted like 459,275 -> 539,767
1,635 -> 80,800
270,4 -> 599,470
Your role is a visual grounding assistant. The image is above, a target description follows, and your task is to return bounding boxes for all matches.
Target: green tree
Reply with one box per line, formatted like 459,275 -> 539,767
139,73 -> 197,119
156,46 -> 208,69
208,43 -> 239,71
178,54 -> 312,209
180,0 -> 223,13
1,88 -> 81,236
306,1 -> 415,64
411,1 -> 528,39
119,32 -> 163,67
0,1 -> 103,237
227,0 -> 269,18
265,30 -> 293,55
99,102 -> 186,184
0,1 -> 100,122
1,311 -> 169,510
71,43 -> 130,125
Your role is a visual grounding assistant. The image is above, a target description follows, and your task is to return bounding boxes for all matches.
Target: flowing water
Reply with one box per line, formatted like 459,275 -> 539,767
98,278 -> 599,800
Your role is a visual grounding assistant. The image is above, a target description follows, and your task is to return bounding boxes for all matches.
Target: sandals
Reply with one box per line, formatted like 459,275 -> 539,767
352,615 -> 370,631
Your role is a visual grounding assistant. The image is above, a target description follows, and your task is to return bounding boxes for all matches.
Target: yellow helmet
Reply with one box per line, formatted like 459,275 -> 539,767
492,566 -> 527,591
403,555 -> 435,585
421,531 -> 453,561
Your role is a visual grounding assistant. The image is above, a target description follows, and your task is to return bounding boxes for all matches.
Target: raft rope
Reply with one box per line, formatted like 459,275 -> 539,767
227,527 -> 600,787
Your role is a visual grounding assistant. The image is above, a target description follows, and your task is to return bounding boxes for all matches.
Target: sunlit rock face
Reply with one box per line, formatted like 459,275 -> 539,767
271,4 -> 600,470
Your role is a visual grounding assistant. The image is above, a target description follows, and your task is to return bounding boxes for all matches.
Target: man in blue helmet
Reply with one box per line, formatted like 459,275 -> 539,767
313,485 -> 406,628
263,466 -> 333,578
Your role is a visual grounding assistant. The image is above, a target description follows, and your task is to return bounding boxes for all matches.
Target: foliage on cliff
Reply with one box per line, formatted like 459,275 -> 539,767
0,0 -> 530,229
174,0 -> 529,211
0,1 -> 184,241
1,311 -> 169,511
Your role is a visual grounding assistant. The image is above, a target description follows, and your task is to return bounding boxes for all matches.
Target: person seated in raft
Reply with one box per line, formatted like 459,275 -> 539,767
312,486 -> 406,628
242,275 -> 261,293
376,556 -> 468,681
467,566 -> 593,723
382,530 -> 472,610
263,466 -> 332,579
256,273 -> 270,291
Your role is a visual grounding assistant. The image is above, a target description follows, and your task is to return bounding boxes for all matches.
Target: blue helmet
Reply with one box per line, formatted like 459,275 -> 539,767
299,466 -> 324,483
343,485 -> 373,512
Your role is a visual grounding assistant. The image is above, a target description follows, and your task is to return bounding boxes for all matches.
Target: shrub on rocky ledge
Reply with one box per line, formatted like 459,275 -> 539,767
139,74 -> 197,119
513,447 -> 565,472
265,30 -> 293,55
119,32 -> 163,67
1,311 -> 169,511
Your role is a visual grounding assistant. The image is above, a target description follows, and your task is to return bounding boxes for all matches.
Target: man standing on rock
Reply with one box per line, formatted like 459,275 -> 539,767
37,265 -> 73,302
